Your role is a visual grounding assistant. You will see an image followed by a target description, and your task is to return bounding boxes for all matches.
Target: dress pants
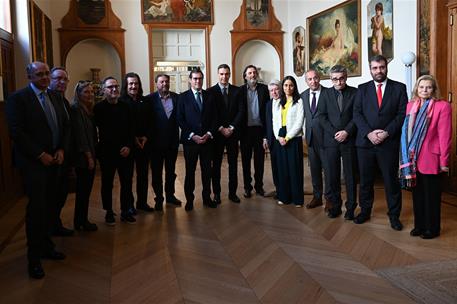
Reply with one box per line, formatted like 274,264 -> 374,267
150,145 -> 178,202
240,126 -> 264,192
99,155 -> 134,215
357,146 -> 402,217
276,137 -> 304,205
54,163 -> 70,230
74,166 -> 95,226
269,140 -> 279,191
21,162 -> 58,264
211,135 -> 239,196
307,142 -> 329,199
183,143 -> 213,203
133,146 -> 150,205
412,172 -> 442,235
324,145 -> 357,211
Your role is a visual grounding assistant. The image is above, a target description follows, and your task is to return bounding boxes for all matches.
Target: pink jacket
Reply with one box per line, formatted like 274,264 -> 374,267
407,99 -> 452,174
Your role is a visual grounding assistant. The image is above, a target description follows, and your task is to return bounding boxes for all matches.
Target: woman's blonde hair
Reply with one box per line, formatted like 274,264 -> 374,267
72,80 -> 93,105
411,74 -> 441,100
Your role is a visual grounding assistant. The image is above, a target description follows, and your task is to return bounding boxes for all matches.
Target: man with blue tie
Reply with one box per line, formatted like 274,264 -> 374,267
6,62 -> 70,279
177,68 -> 218,211
353,55 -> 407,231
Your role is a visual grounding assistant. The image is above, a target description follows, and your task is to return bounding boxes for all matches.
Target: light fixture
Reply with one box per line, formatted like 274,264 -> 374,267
401,52 -> 416,99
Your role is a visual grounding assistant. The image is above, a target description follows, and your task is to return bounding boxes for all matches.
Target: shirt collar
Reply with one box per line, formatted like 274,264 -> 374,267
191,88 -> 202,95
218,83 -> 229,91
374,79 -> 388,87
30,83 -> 46,96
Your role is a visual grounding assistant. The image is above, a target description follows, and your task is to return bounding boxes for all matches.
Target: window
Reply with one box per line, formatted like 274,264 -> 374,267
0,0 -> 12,33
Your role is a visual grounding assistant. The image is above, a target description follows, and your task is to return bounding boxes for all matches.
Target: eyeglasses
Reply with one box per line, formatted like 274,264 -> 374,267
52,76 -> 69,82
331,77 -> 346,82
34,71 -> 50,77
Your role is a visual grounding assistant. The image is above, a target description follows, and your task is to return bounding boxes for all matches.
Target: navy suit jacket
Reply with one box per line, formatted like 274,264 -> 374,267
353,79 -> 407,149
318,85 -> 358,147
6,85 -> 70,168
238,83 -> 269,130
146,91 -> 180,150
177,89 -> 218,145
301,86 -> 327,147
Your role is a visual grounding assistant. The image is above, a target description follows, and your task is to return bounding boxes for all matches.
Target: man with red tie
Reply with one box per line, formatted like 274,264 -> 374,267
353,55 -> 407,231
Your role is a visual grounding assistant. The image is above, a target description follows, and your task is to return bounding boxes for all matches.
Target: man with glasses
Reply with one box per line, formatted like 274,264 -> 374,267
6,61 -> 70,279
177,68 -> 218,211
318,65 -> 358,219
94,77 -> 136,224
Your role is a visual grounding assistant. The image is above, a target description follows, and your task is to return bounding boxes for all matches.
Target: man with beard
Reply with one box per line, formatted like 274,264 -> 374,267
353,55 -> 407,230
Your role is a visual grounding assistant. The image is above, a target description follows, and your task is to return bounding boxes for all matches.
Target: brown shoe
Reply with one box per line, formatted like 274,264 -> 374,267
324,198 -> 333,212
305,197 -> 323,209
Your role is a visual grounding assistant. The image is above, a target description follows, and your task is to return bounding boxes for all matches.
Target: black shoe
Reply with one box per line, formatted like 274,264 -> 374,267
214,194 -> 221,204
154,202 -> 163,212
255,189 -> 265,196
75,221 -> 98,232
28,262 -> 45,279
121,214 -> 137,224
389,217 -> 403,231
128,207 -> 137,216
43,250 -> 66,260
105,210 -> 116,226
353,212 -> 371,224
327,208 -> 342,219
344,210 -> 355,220
185,201 -> 194,211
203,200 -> 217,208
166,196 -> 183,206
421,230 -> 439,239
410,228 -> 422,237
229,194 -> 241,203
137,203 -> 154,212
243,191 -> 252,198
52,226 -> 74,237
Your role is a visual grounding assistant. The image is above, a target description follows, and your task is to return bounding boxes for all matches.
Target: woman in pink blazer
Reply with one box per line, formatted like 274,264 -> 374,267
399,75 -> 452,239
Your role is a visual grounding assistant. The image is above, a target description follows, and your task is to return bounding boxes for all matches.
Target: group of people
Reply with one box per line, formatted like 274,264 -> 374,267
5,55 -> 451,280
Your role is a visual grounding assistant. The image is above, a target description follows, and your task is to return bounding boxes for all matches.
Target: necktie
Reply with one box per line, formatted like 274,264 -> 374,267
39,92 -> 59,148
196,91 -> 202,111
377,83 -> 383,108
311,92 -> 317,113
337,90 -> 343,112
222,87 -> 228,108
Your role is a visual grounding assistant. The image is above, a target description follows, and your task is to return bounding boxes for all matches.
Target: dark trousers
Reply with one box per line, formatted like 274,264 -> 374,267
54,163 -> 70,230
324,145 -> 357,211
183,143 -> 213,203
307,142 -> 329,199
211,135 -> 239,196
240,126 -> 264,192
133,146 -> 150,206
99,155 -> 134,215
276,137 -> 304,205
270,140 -> 279,190
412,172 -> 442,234
150,146 -> 178,202
357,147 -> 401,217
21,163 -> 58,264
74,166 -> 95,226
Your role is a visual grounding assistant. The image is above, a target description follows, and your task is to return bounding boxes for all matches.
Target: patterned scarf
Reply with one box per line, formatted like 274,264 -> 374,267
399,99 -> 434,189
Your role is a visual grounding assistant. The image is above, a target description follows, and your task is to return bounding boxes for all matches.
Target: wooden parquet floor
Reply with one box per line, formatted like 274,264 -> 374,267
1,154 -> 457,303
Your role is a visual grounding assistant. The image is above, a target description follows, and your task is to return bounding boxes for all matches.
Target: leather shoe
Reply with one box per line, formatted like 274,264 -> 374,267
421,230 -> 439,239
389,217 -> 403,231
52,226 -> 74,237
203,200 -> 217,208
137,203 -> 154,212
75,221 -> 98,231
327,208 -> 342,218
154,202 -> 163,212
214,194 -> 221,204
229,194 -> 241,203
43,250 -> 66,260
243,191 -> 252,198
344,209 -> 355,220
185,202 -> 194,211
305,197 -> 323,209
256,189 -> 265,196
324,198 -> 333,212
410,228 -> 422,237
166,196 -> 183,206
353,212 -> 371,224
28,262 -> 45,279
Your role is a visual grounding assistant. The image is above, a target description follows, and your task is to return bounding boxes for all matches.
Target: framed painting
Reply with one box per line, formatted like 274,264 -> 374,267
29,1 -> 53,65
142,0 -> 213,24
76,0 -> 106,25
307,0 -> 361,79
246,0 -> 269,30
292,26 -> 305,77
367,0 -> 393,62
417,0 -> 430,76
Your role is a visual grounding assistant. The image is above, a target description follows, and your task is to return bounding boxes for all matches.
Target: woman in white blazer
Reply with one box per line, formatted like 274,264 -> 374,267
273,76 -> 305,206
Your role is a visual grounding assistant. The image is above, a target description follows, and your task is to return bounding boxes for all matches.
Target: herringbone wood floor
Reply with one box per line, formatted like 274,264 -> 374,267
0,154 -> 456,303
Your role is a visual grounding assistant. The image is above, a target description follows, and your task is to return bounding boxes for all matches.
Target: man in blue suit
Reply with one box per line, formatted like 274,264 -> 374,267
353,55 -> 407,231
146,74 -> 182,211
177,68 -> 218,211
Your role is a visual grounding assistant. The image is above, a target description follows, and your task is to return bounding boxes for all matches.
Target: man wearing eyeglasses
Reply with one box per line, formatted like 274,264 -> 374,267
5,61 -> 70,279
94,77 -> 135,225
318,65 -> 358,220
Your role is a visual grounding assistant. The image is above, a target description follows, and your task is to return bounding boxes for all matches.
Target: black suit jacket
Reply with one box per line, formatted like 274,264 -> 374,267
207,83 -> 245,136
238,83 -> 269,130
177,89 -> 218,145
353,79 -> 407,149
318,85 -> 358,147
300,86 -> 327,147
145,91 -> 180,150
5,85 -> 70,168
265,98 -> 275,147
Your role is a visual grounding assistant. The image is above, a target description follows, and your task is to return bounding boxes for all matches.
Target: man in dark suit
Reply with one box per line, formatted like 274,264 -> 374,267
318,65 -> 358,219
239,65 -> 269,198
6,61 -> 69,279
146,74 -> 182,211
208,64 -> 244,204
353,55 -> 407,231
300,69 -> 330,209
48,66 -> 74,236
177,68 -> 218,211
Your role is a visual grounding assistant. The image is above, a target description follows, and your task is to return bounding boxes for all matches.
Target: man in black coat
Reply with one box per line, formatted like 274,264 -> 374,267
318,65 -> 358,219
208,64 -> 244,204
6,61 -> 70,279
353,55 -> 407,231
177,68 -> 218,211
